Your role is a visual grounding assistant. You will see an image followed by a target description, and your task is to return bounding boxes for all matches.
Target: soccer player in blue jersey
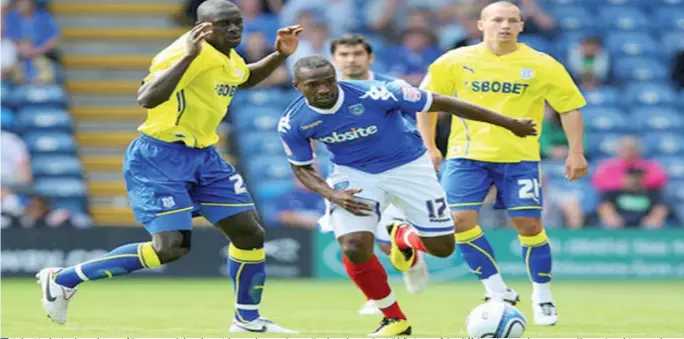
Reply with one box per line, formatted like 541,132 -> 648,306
36,0 -> 300,333
278,55 -> 537,336
330,33 -> 429,316
414,1 -> 589,326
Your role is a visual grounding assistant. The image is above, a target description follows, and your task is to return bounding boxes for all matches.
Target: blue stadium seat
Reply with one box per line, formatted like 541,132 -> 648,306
34,177 -> 87,198
52,197 -> 88,213
23,132 -> 77,154
232,109 -> 282,132
623,83 -> 677,107
32,155 -> 83,178
645,0 -> 684,11
657,156 -> 684,181
550,7 -> 597,32
631,107 -> 684,132
518,35 -> 555,55
599,6 -> 648,31
17,107 -> 72,132
613,57 -> 668,82
238,132 -> 285,156
542,160 -> 566,179
643,132 -> 684,156
665,180 -> 684,205
587,133 -> 624,157
1,106 -> 15,131
605,33 -> 660,58
582,87 -> 619,107
243,88 -> 292,107
11,84 -> 68,107
653,8 -> 684,32
554,32 -> 593,57
247,156 -> 292,181
662,32 -> 684,57
253,179 -> 295,202
582,107 -> 630,132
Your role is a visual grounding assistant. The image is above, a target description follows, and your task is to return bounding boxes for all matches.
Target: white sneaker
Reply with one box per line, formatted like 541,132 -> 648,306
533,302 -> 558,326
485,287 -> 520,306
36,267 -> 77,325
229,317 -> 298,334
403,252 -> 428,294
358,300 -> 382,316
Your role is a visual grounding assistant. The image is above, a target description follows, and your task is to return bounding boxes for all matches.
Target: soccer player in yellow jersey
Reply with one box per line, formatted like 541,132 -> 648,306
37,0 -> 301,333
396,1 -> 588,326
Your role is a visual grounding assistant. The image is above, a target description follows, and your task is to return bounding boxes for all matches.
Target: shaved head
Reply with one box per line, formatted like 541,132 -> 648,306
481,1 -> 522,20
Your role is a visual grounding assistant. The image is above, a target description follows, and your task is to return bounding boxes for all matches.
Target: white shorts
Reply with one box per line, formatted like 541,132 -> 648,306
318,153 -> 454,240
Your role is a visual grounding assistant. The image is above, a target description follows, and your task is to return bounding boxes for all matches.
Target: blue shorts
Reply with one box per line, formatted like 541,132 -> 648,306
123,134 -> 255,234
441,159 -> 543,218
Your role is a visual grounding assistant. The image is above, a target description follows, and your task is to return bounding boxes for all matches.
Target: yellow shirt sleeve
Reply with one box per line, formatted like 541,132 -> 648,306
544,58 -> 587,114
419,51 -> 458,96
142,40 -> 221,90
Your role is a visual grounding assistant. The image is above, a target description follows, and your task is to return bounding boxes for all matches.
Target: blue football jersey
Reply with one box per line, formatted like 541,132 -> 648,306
278,80 -> 433,174
368,72 -> 416,125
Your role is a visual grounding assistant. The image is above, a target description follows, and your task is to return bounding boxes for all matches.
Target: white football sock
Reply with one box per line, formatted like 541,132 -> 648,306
532,282 -> 553,303
482,273 -> 507,296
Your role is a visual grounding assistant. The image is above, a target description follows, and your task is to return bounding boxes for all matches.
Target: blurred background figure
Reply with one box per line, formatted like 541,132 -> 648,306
263,175 -> 326,230
568,36 -> 610,89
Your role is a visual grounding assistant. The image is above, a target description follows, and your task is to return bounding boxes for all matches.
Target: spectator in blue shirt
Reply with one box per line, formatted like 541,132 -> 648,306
4,0 -> 60,61
386,27 -> 443,86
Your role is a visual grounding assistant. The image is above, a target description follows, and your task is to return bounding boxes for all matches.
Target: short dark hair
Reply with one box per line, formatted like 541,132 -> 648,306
330,34 -> 373,55
293,56 -> 334,76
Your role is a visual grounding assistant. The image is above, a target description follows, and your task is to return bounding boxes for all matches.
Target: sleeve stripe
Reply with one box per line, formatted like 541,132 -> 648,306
287,158 -> 314,166
420,91 -> 434,112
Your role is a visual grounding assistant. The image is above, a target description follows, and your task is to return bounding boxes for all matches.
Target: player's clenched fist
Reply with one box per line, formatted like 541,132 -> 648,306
186,23 -> 213,58
329,188 -> 375,216
506,118 -> 538,137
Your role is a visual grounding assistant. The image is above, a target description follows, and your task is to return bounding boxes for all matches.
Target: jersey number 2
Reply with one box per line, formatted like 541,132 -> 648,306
230,174 -> 248,194
517,178 -> 540,200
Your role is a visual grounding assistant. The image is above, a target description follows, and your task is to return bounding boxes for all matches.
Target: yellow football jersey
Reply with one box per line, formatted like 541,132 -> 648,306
138,33 -> 250,148
421,43 -> 586,162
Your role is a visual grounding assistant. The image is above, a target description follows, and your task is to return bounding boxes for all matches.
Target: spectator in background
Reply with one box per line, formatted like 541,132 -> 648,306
236,0 -> 280,44
387,28 -> 442,86
1,17 -> 18,80
592,136 -> 668,192
280,0 -> 357,38
4,0 -> 60,61
1,131 -> 32,189
16,195 -> 90,228
568,36 -> 610,88
243,32 -> 289,88
452,15 -> 482,49
516,0 -> 556,37
264,176 -> 326,229
286,13 -> 331,76
598,167 -> 670,229
539,105 -> 588,160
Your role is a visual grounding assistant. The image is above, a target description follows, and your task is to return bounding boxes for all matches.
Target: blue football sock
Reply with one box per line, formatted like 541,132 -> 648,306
455,225 -> 500,279
54,242 -> 161,288
520,230 -> 552,283
228,243 -> 265,323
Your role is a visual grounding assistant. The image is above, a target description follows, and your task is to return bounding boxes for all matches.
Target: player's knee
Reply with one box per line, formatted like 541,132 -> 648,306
152,230 -> 191,264
216,211 -> 265,249
452,211 -> 479,233
421,234 -> 455,258
511,217 -> 543,236
339,233 -> 375,264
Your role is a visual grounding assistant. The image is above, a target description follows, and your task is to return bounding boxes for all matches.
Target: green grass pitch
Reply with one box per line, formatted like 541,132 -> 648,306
2,278 -> 683,337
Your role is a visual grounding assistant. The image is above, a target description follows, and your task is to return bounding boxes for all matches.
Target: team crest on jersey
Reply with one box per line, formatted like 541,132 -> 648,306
161,196 -> 176,209
333,181 -> 350,190
520,68 -> 534,79
401,87 -> 422,102
348,103 -> 365,116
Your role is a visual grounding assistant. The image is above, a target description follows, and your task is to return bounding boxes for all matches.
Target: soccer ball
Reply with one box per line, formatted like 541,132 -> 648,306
465,301 -> 526,338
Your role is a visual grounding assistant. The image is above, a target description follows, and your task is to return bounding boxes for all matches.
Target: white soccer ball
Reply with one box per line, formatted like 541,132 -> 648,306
465,301 -> 527,338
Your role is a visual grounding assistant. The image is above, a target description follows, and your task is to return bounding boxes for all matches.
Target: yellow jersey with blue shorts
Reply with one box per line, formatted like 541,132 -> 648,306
123,33 -> 255,233
420,43 -> 586,218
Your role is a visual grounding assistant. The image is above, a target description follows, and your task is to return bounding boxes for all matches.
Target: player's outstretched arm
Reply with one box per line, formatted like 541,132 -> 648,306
428,93 -> 538,138
290,164 -> 374,216
137,23 -> 212,108
239,25 -> 303,89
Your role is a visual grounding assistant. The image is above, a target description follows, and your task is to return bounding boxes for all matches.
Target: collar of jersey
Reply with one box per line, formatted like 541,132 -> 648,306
306,85 -> 345,115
